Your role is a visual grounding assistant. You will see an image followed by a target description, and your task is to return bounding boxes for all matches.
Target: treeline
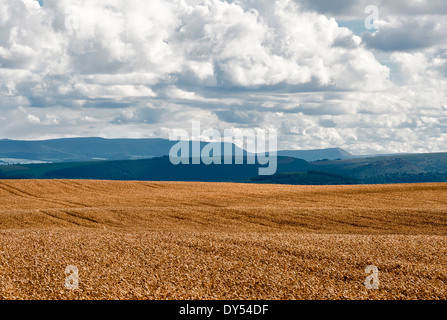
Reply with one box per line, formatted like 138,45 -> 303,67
247,171 -> 447,185
248,171 -> 359,185
360,172 -> 447,184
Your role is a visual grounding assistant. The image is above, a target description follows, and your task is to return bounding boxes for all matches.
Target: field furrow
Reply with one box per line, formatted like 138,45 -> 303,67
0,180 -> 446,299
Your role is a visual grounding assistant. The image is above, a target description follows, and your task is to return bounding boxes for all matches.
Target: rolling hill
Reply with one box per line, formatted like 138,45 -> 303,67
309,153 -> 447,184
1,138 -> 446,184
277,147 -> 354,161
1,152 -> 447,184
0,156 -> 311,182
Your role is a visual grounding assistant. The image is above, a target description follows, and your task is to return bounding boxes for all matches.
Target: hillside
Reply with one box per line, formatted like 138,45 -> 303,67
0,138 -> 249,163
0,138 -> 446,184
0,156 -> 311,181
310,153 -> 447,184
278,147 -> 354,161
0,138 -> 355,163
2,152 -> 447,185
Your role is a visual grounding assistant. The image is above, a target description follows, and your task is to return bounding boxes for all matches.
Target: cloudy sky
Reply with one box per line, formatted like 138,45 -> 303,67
0,0 -> 446,154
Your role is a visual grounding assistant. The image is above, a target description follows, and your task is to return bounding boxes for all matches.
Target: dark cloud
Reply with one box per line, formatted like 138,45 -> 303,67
298,0 -> 361,17
332,35 -> 359,49
296,104 -> 355,116
384,1 -> 447,15
362,18 -> 446,51
319,119 -> 337,128
215,110 -> 263,124
83,101 -> 132,109
298,0 -> 447,18
27,96 -> 53,108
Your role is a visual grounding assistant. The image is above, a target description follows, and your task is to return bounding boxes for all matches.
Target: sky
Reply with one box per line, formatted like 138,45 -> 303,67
0,0 -> 446,154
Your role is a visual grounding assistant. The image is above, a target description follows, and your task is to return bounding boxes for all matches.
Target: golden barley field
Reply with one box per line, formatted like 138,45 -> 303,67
0,180 -> 446,300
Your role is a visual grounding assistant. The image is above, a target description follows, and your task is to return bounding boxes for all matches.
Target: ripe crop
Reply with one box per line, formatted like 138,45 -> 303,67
0,180 -> 446,299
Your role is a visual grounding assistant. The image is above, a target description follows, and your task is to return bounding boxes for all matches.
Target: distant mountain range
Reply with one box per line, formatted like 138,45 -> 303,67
0,137 -> 360,163
1,137 -> 446,185
0,138 -> 191,163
